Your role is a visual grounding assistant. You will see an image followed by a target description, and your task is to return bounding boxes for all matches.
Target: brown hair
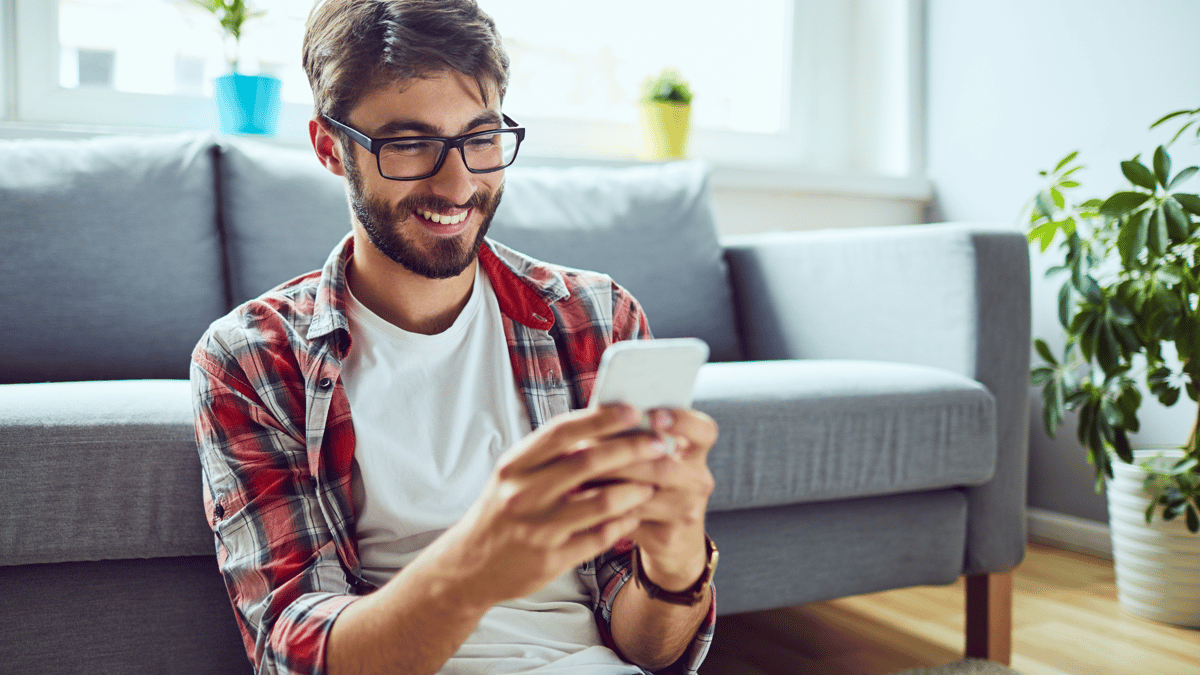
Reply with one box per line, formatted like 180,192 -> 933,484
302,0 -> 510,122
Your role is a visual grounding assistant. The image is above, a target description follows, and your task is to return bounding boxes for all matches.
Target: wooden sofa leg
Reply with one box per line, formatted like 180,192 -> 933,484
964,572 -> 1013,665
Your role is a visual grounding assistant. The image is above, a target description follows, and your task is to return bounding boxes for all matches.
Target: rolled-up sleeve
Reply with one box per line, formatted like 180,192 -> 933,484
191,323 -> 357,675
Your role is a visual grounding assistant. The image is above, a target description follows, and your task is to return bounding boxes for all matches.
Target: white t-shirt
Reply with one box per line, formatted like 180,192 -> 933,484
343,266 -> 640,675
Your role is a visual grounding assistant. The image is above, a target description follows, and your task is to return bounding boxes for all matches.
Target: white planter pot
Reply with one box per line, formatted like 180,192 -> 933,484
1106,449 -> 1200,627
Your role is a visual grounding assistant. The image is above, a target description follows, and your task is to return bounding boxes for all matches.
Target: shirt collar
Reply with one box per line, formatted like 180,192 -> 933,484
306,234 -> 567,344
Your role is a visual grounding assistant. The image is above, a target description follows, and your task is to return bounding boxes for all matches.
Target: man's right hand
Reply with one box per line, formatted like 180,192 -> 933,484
327,403 -> 666,675
426,402 -> 668,608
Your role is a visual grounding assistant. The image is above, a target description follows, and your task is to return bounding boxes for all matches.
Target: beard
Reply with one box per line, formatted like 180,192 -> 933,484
344,154 -> 504,280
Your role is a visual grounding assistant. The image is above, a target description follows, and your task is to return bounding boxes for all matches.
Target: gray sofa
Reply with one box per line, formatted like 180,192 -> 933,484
0,133 -> 1030,674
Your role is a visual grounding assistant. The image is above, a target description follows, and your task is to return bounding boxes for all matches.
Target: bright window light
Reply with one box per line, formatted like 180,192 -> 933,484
487,0 -> 793,135
57,0 -> 312,105
54,0 -> 789,135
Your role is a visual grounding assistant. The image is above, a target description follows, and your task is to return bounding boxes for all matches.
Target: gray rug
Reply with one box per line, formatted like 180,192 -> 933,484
892,660 -> 1022,675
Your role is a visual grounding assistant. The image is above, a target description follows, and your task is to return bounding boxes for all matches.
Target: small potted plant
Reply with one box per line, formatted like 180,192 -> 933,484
638,68 -> 693,160
1027,105 -> 1200,626
188,0 -> 281,136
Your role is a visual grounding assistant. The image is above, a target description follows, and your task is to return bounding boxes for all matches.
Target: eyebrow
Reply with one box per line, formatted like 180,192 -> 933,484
372,110 -> 503,138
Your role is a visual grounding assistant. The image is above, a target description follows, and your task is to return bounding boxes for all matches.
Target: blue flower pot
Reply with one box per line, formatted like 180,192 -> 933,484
214,73 -> 282,136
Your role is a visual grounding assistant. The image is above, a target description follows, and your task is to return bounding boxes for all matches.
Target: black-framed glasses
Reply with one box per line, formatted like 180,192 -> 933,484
323,114 -> 525,181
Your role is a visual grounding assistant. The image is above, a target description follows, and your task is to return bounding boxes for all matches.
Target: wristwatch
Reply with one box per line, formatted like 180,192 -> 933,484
633,534 -> 718,606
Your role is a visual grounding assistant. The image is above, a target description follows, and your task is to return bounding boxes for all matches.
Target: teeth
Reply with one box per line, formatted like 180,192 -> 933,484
419,209 -> 467,225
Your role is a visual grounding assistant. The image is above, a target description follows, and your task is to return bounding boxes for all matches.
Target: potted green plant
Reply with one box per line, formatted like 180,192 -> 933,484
1027,105 -> 1200,626
188,0 -> 281,136
638,68 -> 693,160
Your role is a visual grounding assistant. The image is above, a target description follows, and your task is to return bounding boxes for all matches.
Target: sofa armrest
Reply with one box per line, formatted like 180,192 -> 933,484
723,223 -> 1031,574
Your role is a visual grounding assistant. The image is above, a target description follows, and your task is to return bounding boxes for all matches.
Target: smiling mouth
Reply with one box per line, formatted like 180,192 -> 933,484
416,208 -> 469,225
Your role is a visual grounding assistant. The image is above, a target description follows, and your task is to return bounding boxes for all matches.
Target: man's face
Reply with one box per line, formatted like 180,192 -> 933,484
338,71 -> 507,280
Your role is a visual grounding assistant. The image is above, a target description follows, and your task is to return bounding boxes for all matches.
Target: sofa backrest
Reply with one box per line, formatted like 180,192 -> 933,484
0,133 -> 740,385
0,134 -> 228,383
216,138 -> 352,305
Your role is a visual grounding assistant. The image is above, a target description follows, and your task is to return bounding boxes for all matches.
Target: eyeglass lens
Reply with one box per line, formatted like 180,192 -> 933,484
378,131 -> 520,179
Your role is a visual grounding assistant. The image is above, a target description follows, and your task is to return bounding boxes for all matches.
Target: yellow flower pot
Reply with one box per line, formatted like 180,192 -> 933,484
639,101 -> 692,160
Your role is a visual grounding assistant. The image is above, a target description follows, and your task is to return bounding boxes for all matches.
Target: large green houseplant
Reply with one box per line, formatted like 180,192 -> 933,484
1027,105 -> 1200,534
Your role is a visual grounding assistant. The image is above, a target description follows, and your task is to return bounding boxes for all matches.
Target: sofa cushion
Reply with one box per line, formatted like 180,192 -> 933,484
0,134 -> 226,383
697,359 -> 997,512
0,380 -> 210,566
490,162 -> 744,362
217,138 -> 352,305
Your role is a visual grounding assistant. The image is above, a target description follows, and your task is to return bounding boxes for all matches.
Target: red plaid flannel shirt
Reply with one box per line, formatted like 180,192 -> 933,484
191,235 -> 715,675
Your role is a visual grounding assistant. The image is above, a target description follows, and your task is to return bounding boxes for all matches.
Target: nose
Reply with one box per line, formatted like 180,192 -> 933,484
425,146 -> 477,206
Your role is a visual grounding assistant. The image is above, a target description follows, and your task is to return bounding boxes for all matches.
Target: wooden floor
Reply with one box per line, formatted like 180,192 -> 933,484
700,542 -> 1200,675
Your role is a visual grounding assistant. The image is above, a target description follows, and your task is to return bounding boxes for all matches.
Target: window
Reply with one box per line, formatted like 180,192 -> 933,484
5,0 -> 921,178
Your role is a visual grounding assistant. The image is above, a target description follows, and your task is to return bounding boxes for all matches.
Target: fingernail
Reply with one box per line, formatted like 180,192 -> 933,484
617,402 -> 640,421
651,437 -> 670,456
655,433 -> 677,457
652,409 -> 675,431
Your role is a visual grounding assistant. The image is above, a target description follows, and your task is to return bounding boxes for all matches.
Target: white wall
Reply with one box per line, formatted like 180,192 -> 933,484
926,0 -> 1200,522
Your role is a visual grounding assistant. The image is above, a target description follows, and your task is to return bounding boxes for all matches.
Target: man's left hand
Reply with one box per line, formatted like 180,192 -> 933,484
596,408 -> 718,592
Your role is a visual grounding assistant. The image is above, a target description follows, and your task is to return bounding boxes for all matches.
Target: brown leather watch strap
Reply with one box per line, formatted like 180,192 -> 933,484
632,534 -> 718,606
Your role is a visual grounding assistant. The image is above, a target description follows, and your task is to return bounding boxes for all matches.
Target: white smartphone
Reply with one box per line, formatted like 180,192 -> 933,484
588,338 -> 709,453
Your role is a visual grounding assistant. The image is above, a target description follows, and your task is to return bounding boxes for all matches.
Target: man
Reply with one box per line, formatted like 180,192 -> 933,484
191,1 -> 718,673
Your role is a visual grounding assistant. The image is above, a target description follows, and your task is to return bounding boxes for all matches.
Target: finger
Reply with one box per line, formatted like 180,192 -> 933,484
584,445 -> 716,494
543,481 -> 655,543
501,403 -> 640,474
627,488 -> 709,527
560,513 -> 642,568
650,408 -> 718,458
526,433 -> 670,509
582,456 -> 673,491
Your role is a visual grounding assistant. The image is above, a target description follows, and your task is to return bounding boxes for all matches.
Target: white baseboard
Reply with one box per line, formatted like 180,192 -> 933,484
1026,507 -> 1113,559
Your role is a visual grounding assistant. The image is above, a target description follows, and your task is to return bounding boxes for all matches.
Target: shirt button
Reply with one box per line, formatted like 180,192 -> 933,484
318,377 -> 333,389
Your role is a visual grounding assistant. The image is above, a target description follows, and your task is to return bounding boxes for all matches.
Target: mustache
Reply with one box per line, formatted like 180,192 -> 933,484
397,191 -> 489,215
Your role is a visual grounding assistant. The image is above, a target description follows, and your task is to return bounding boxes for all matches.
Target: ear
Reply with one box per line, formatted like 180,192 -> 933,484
310,117 -> 347,177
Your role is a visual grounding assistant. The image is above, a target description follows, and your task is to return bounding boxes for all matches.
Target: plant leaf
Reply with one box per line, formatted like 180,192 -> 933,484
1188,505 -> 1200,533
1080,275 -> 1104,304
1148,207 -> 1169,256
1113,428 -> 1134,464
1154,146 -> 1172,187
1174,193 -> 1200,215
1108,298 -> 1135,325
1042,377 -> 1065,437
1035,190 -> 1057,219
1101,191 -> 1153,218
1168,166 -> 1199,190
1051,187 -> 1066,209
1028,221 -> 1058,252
1030,367 -> 1054,386
1150,109 -> 1194,128
1034,338 -> 1058,366
1054,151 -> 1079,173
1164,199 -> 1191,240
1117,212 -> 1148,265
1122,158 -> 1158,190
1058,282 -> 1072,327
